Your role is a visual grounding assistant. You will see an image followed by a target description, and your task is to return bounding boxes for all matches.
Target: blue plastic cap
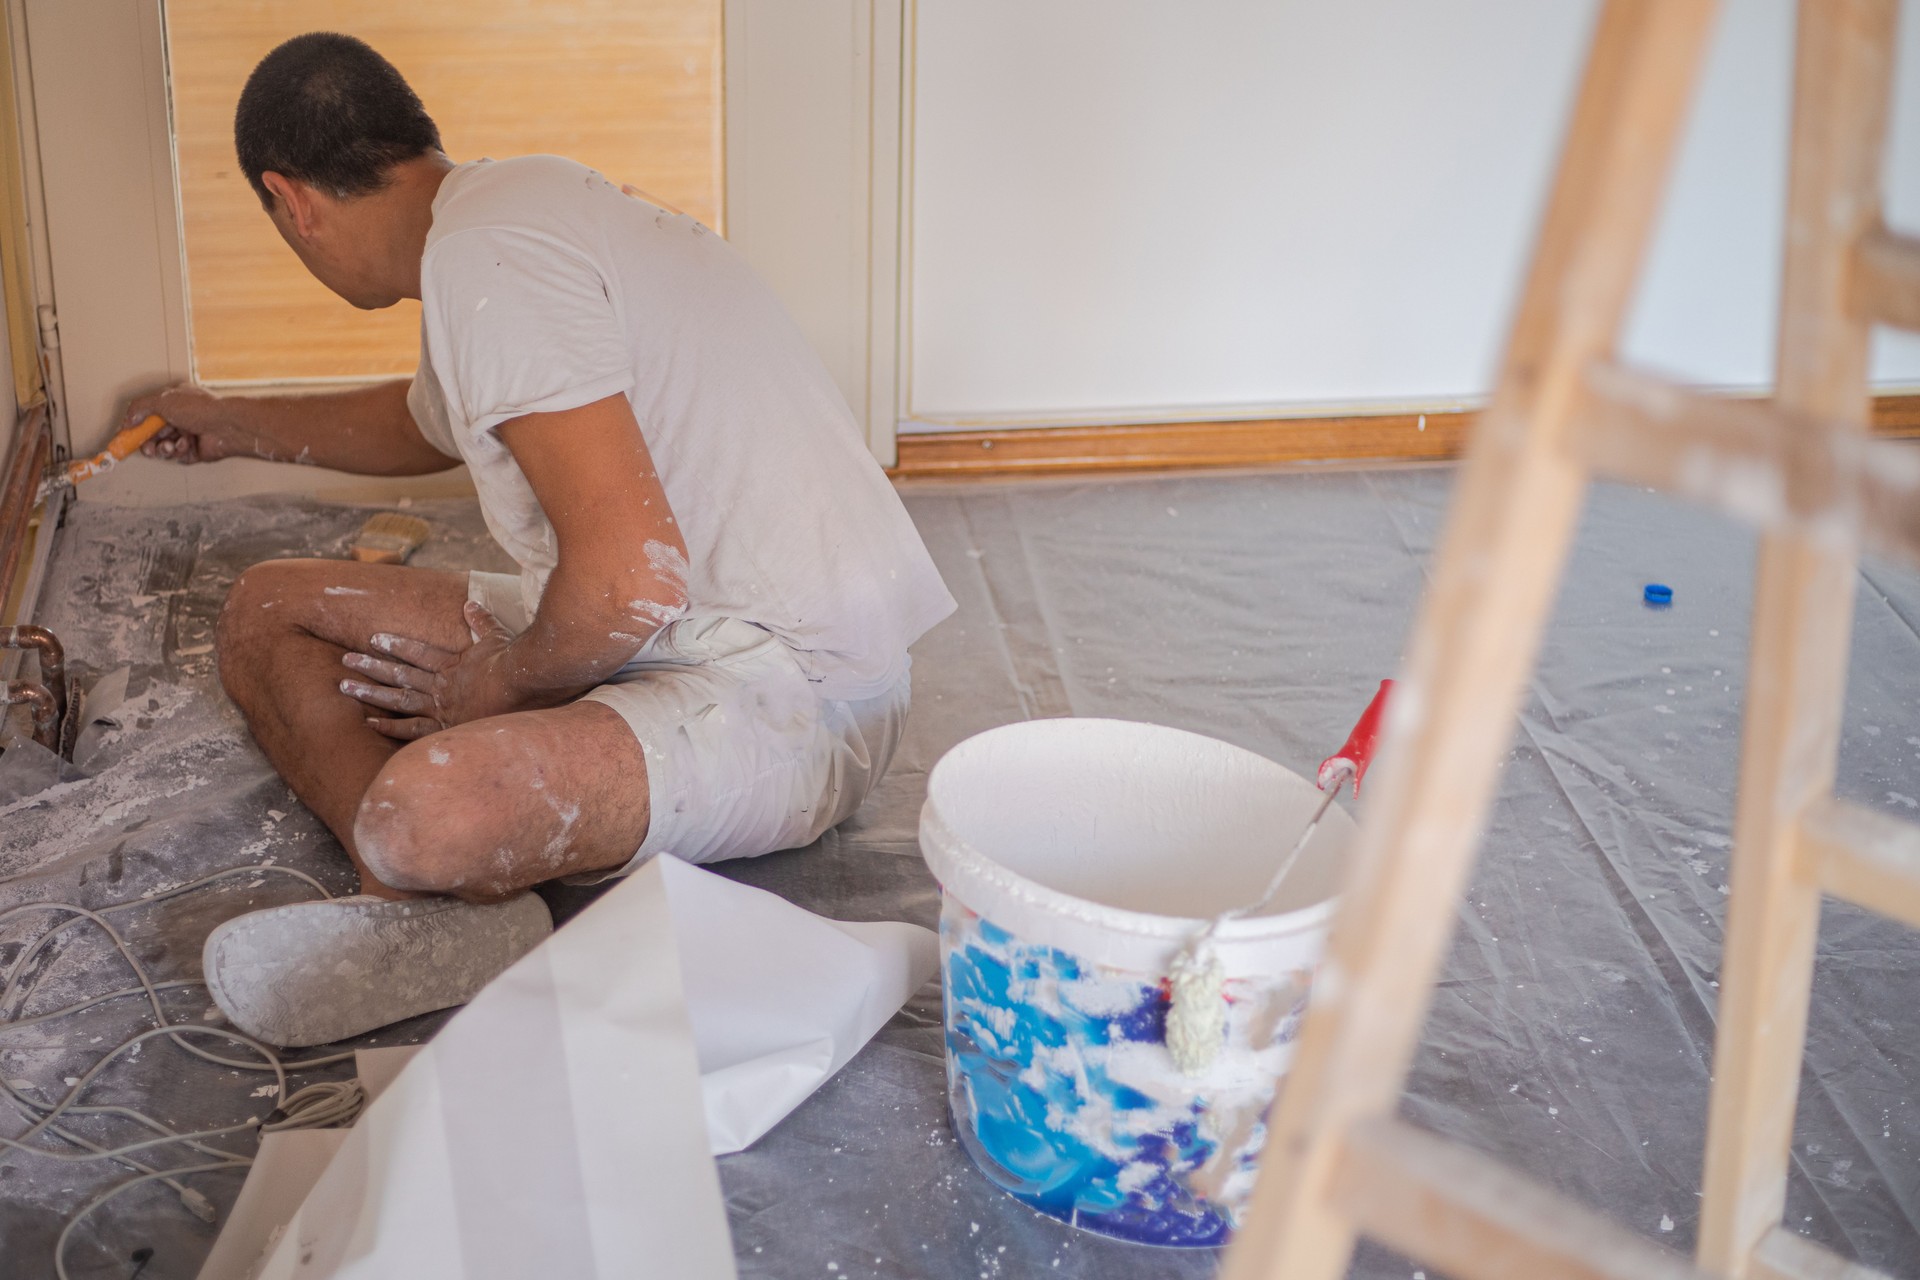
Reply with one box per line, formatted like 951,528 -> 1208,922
1643,582 -> 1674,606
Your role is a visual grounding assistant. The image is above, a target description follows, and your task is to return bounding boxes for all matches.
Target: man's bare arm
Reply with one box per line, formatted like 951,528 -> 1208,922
336,392 -> 689,737
489,393 -> 689,705
127,379 -> 459,477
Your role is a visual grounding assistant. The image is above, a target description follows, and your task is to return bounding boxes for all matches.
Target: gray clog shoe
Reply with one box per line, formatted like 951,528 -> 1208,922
204,892 -> 553,1047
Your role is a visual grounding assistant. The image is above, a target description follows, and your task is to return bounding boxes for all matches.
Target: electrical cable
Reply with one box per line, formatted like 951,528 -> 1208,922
0,1116 -> 256,1164
7,1023 -> 292,1151
0,977 -> 201,1031
1,865 -> 352,1072
0,1081 -> 231,1221
52,1159 -> 250,1280
267,1079 -> 368,1132
0,862 -> 372,1278
1,866 -> 334,1059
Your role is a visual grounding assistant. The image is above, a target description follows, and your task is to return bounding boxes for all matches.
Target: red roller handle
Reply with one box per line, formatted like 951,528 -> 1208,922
1317,679 -> 1394,797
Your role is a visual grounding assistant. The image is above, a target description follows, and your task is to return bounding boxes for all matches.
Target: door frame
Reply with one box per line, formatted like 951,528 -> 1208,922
723,0 -> 910,468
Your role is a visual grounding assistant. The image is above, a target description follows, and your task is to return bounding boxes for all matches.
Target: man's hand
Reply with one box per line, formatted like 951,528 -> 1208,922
126,385 -> 251,464
121,380 -> 459,476
335,393 -> 686,727
338,602 -> 529,740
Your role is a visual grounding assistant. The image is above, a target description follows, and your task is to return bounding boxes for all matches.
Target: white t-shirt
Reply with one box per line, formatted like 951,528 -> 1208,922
407,157 -> 955,701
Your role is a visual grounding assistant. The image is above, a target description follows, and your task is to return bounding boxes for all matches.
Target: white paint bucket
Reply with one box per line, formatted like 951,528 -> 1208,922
920,718 -> 1353,1247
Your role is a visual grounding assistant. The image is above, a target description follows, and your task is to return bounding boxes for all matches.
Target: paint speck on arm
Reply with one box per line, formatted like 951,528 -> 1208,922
644,539 -> 690,588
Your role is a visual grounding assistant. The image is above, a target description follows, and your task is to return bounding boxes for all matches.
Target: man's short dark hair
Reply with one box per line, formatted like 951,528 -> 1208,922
235,33 -> 442,209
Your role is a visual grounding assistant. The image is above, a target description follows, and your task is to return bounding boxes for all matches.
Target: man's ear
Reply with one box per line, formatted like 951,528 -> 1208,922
260,171 -> 317,238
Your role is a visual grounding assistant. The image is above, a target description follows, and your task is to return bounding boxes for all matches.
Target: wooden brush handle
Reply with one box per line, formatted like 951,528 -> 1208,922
62,414 -> 167,487
107,414 -> 168,461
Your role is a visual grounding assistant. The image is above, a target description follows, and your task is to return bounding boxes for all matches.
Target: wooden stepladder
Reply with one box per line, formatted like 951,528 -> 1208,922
1221,2 -> 1920,1279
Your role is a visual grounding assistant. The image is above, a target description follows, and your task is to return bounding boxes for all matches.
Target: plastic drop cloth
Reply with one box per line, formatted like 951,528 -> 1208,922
1,464 -> 1917,1279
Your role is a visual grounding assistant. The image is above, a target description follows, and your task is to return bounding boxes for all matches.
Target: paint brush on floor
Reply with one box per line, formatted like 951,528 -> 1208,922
34,413 -> 167,504
349,512 -> 432,564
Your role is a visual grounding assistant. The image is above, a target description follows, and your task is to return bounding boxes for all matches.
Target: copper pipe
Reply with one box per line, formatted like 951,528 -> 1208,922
4,680 -> 56,751
0,405 -> 50,608
0,624 -> 63,722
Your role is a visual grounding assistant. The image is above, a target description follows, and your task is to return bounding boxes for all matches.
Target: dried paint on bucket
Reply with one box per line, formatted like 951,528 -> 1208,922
943,905 -> 1312,1245
920,718 -> 1351,1247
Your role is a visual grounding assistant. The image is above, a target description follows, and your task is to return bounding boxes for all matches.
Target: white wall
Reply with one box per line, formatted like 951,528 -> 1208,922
904,0 -> 1920,430
24,0 -> 1920,481
1628,0 -> 1920,386
24,0 -> 189,456
725,0 -> 890,458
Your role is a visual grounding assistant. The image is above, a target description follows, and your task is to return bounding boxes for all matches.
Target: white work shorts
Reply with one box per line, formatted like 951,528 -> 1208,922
468,571 -> 910,876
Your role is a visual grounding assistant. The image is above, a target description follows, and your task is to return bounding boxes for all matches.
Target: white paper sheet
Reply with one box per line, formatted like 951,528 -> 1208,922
223,856 -> 937,1280
250,856 -> 728,1279
196,1046 -> 413,1280
195,1129 -> 349,1280
668,856 -> 939,1154
347,1045 -> 417,1105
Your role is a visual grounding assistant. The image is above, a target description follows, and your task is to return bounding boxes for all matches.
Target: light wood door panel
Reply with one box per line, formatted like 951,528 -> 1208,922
166,0 -> 723,384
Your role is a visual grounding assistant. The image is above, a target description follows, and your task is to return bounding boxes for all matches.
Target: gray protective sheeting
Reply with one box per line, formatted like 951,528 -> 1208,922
0,464 -> 1916,1278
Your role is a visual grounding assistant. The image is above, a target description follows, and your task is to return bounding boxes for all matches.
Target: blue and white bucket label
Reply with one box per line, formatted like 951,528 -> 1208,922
940,900 -> 1312,1248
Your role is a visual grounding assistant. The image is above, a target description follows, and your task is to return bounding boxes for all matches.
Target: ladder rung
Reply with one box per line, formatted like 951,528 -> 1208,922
1753,1224 -> 1893,1280
1575,361 -> 1920,566
1801,799 -> 1920,928
1849,225 -> 1920,332
1330,1117 -> 1709,1280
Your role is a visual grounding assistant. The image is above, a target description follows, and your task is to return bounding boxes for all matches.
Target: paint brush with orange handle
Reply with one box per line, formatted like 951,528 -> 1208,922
35,413 -> 168,504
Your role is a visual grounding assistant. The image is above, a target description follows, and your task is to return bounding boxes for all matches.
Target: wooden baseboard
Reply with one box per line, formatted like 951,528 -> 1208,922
1875,391 -> 1920,434
891,393 -> 1920,481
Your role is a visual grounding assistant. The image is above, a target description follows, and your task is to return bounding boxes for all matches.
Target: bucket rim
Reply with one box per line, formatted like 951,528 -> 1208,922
921,800 -> 1338,943
917,721 -> 1344,940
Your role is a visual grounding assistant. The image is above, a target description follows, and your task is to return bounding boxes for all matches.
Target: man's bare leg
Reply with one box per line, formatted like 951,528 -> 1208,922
215,558 -> 654,896
352,700 -> 652,899
208,558 -> 655,1045
204,697 -> 657,1039
215,558 -> 474,897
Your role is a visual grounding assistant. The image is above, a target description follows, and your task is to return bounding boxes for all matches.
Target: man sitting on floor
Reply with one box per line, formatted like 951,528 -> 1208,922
125,33 -> 954,1047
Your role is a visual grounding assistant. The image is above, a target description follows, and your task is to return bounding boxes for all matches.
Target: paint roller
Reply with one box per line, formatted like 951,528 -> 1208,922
1165,678 -> 1395,1074
34,413 -> 168,504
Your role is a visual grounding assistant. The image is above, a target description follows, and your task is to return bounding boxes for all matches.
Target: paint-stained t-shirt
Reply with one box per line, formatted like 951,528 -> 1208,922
407,156 -> 955,700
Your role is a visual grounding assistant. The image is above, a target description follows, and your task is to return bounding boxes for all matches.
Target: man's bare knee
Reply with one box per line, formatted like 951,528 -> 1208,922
216,560 -> 311,700
352,780 -> 466,895
354,742 -> 519,899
